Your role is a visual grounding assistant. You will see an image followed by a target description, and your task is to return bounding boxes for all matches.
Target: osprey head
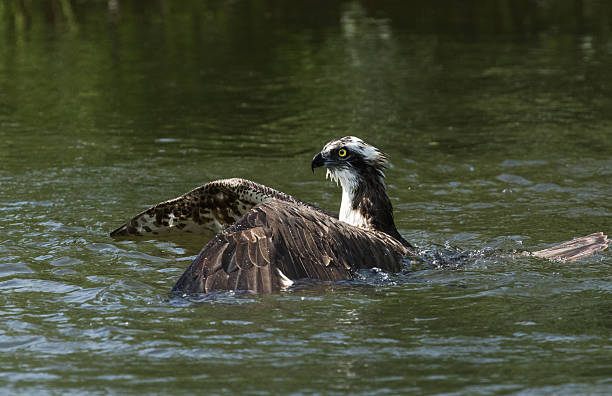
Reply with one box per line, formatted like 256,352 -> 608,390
311,136 -> 388,188
311,136 -> 395,231
310,136 -> 409,245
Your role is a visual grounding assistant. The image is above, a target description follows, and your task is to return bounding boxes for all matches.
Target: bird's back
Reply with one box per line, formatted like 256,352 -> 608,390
172,199 -> 412,294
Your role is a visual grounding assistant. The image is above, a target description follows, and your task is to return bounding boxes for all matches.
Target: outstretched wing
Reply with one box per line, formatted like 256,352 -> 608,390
172,200 -> 414,294
110,178 -> 308,237
532,232 -> 609,262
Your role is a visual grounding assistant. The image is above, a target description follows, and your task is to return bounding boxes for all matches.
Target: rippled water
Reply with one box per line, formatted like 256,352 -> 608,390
1,1 -> 611,394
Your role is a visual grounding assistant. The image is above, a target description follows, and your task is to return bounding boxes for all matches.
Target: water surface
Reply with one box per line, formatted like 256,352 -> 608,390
1,1 -> 611,394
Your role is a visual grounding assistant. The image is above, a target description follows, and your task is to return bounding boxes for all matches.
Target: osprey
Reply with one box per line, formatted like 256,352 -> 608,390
111,136 -> 609,293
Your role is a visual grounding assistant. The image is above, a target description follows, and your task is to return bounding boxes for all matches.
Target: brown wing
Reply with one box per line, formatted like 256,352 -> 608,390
171,200 -> 414,294
532,232 -> 609,262
110,178 -> 308,237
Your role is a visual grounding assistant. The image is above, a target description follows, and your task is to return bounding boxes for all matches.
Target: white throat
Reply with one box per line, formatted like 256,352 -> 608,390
327,168 -> 368,228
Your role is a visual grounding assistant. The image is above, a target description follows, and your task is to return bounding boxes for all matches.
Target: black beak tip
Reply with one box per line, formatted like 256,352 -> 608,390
311,152 -> 325,173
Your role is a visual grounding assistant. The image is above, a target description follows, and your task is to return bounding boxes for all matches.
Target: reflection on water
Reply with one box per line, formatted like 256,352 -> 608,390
1,0 -> 611,394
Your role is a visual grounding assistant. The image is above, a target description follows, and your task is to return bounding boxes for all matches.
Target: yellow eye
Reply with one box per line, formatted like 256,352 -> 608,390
338,148 -> 347,158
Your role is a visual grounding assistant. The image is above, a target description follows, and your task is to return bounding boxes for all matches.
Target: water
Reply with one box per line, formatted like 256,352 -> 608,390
1,1 -> 611,394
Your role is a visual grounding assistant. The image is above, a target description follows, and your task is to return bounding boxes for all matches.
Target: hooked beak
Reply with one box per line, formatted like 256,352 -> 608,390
311,152 -> 325,173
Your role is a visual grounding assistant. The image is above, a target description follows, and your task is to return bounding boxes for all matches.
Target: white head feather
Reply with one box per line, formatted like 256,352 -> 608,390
322,136 -> 387,170
320,136 -> 388,228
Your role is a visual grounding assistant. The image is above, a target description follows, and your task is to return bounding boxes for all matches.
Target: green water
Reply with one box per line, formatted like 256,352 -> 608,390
1,1 -> 611,394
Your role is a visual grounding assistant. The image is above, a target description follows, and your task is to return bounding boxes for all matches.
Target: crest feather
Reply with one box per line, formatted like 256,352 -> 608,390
323,136 -> 388,168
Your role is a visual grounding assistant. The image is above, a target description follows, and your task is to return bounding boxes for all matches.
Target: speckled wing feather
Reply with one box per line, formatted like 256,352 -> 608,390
172,199 -> 414,294
532,232 -> 609,262
110,178 -> 308,237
